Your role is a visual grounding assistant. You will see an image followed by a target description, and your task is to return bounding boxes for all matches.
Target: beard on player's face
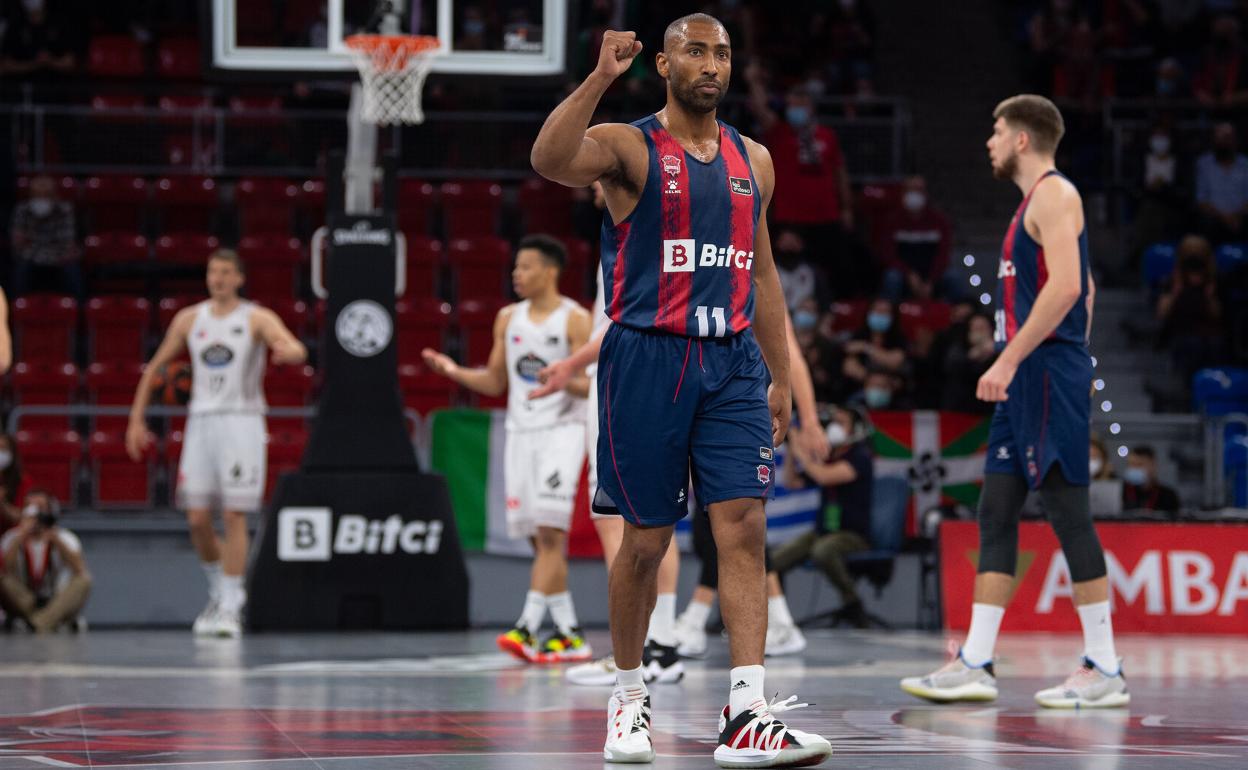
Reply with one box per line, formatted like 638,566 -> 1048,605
669,70 -> 726,114
993,149 -> 1019,181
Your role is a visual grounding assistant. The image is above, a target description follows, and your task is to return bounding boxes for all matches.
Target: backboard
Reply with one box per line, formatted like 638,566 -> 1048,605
210,0 -> 565,76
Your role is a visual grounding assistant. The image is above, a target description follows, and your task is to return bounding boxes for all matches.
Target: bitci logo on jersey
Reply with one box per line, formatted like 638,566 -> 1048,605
663,239 -> 755,273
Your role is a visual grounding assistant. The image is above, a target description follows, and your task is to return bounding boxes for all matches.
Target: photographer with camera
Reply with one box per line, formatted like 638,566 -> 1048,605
0,490 -> 91,633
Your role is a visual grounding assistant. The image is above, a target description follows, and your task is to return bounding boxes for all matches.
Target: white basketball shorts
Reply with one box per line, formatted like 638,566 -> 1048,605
585,368 -> 613,521
503,421 -> 585,538
177,412 -> 267,512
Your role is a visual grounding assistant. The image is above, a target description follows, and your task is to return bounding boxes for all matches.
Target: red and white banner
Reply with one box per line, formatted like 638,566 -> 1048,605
940,521 -> 1248,634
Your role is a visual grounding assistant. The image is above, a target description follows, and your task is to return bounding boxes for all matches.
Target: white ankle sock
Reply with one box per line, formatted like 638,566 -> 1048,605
219,574 -> 245,613
201,562 -> 223,602
961,603 -> 1005,667
547,591 -> 579,636
614,665 -> 648,703
767,595 -> 795,629
1077,600 -> 1119,674
647,593 -> 676,647
518,590 -> 547,634
682,599 -> 712,629
728,664 -> 765,719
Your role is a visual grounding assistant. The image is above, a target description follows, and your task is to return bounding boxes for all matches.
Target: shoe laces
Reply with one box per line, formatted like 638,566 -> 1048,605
933,639 -> 968,674
732,697 -> 808,752
1062,663 -> 1101,690
615,697 -> 650,735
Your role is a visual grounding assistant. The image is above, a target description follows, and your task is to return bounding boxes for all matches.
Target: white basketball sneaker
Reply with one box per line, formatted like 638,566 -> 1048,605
714,695 -> 832,768
213,607 -> 243,639
764,623 -> 807,657
674,610 -> 708,658
900,646 -> 998,703
1035,658 -> 1130,709
192,599 -> 221,637
603,692 -> 654,763
568,655 -> 619,686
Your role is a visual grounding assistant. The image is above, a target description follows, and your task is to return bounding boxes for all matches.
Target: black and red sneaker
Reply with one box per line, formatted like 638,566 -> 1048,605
713,696 -> 832,768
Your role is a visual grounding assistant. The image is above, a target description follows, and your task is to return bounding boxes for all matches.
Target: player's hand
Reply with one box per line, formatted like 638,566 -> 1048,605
976,357 -> 1017,402
768,383 -> 792,447
270,343 -> 304,366
421,348 -> 458,379
595,30 -> 642,81
125,418 -> 153,462
796,418 -> 830,461
529,357 -> 575,399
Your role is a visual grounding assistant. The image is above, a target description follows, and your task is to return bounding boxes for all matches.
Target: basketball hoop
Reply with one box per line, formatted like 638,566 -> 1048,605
344,34 -> 440,126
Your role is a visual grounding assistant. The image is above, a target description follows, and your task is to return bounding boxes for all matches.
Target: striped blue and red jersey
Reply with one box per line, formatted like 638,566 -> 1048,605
600,114 -> 762,338
994,170 -> 1090,350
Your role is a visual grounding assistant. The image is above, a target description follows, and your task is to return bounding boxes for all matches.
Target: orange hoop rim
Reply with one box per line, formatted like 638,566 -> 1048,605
344,34 -> 441,58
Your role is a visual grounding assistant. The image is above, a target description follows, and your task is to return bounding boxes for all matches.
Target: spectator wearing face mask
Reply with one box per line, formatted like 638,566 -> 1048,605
9,174 -> 82,299
851,368 -> 912,411
842,298 -> 908,391
1122,445 -> 1180,515
1132,123 -> 1187,261
0,432 -> 32,539
773,228 -> 822,310
0,0 -> 77,79
1153,57 -> 1189,102
0,490 -> 91,633
1156,234 -> 1224,383
879,175 -> 955,302
1089,436 -> 1115,481
1194,14 -> 1248,108
939,312 -> 997,414
1195,123 -> 1248,243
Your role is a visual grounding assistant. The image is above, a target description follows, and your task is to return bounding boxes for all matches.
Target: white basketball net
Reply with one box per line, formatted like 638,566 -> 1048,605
345,36 -> 439,126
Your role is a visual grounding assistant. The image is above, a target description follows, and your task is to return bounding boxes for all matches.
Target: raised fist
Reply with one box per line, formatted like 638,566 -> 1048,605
596,30 -> 643,80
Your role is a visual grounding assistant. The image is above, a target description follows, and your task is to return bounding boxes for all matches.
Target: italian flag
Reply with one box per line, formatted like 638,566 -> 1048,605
429,408 -> 602,558
870,410 -> 991,535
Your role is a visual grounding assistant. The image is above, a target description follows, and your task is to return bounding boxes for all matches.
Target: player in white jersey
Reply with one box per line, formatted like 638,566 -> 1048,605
423,235 -> 593,663
125,249 -> 307,638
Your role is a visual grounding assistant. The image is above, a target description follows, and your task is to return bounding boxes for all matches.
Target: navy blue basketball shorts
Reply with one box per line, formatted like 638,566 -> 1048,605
984,341 -> 1093,489
592,323 -> 775,528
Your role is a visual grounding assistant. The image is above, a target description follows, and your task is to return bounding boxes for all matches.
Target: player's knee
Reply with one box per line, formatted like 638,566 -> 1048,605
221,509 -> 248,526
620,531 -> 669,572
1040,471 -> 1107,582
708,499 -> 766,550
534,526 -> 566,552
185,508 -> 213,530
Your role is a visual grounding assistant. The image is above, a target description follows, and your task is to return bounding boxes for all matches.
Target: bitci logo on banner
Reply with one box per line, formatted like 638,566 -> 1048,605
277,507 -> 332,561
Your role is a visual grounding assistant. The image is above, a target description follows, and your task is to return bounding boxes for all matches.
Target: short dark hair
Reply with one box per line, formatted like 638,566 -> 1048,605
208,248 -> 246,275
664,13 -> 728,52
517,234 -> 566,271
1132,445 -> 1156,460
993,94 -> 1065,155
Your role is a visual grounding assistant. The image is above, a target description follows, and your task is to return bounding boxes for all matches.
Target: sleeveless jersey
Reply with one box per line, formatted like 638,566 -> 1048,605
187,301 -> 267,415
505,297 -> 584,431
995,170 -> 1090,350
600,114 -> 761,338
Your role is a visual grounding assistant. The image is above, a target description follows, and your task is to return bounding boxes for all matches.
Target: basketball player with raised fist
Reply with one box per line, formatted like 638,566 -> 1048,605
422,235 -> 593,665
126,249 -> 306,639
531,15 -> 831,768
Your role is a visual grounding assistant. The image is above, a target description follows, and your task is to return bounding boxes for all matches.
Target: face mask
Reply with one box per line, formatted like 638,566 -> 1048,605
867,312 -> 892,333
793,310 -> 817,332
27,198 -> 53,217
1123,467 -> 1148,486
864,387 -> 891,408
1216,144 -> 1236,160
902,191 -> 926,213
1089,457 -> 1103,476
1150,135 -> 1170,155
463,20 -> 485,37
1157,78 -> 1176,96
785,106 -> 811,127
825,421 -> 848,447
0,450 -> 11,470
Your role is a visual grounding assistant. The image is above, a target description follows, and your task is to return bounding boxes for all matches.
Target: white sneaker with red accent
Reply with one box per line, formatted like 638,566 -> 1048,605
1034,657 -> 1130,709
603,693 -> 654,763
714,695 -> 832,768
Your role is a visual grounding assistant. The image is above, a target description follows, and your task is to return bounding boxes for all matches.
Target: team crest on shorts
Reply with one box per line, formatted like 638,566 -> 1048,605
756,465 -> 771,484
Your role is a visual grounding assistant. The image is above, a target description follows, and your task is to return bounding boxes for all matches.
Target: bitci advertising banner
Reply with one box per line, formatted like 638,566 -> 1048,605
941,521 -> 1248,634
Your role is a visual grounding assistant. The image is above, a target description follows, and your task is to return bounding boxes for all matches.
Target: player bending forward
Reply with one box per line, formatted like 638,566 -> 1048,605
532,13 -> 831,768
126,249 -> 307,638
901,95 -> 1128,709
423,235 -> 594,664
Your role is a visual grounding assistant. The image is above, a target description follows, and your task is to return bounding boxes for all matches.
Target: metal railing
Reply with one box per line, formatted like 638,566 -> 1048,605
3,95 -> 911,182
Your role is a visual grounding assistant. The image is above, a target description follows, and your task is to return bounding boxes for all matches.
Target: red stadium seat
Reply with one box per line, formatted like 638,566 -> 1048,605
295,179 -> 326,235
85,296 -> 150,362
15,175 -> 77,200
254,297 -> 309,338
898,300 -> 953,340
158,295 -> 203,328
265,431 -> 307,502
449,236 -> 512,303
81,175 -> 148,233
157,94 -> 213,126
153,177 -> 220,233
82,231 -> 149,268
85,362 -> 144,432
397,179 -> 436,235
155,232 -> 220,266
265,364 -> 315,432
401,236 -> 444,299
458,298 -> 508,367
518,177 -> 576,236
163,134 -> 218,169
16,430 -> 82,505
237,235 -> 304,297
829,300 -> 869,334
156,37 -> 201,80
440,180 -> 503,239
398,363 -> 457,414
394,297 -> 452,364
857,183 -> 903,252
12,295 -> 78,362
236,177 -> 299,235
87,36 -> 144,78
558,236 -> 592,302
89,430 -> 152,508
10,362 -> 79,431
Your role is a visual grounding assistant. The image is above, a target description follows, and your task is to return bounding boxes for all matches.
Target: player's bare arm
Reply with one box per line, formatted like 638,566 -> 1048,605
126,307 -> 195,461
562,306 -> 593,399
0,288 -> 10,375
421,306 -> 512,397
253,308 -> 307,366
978,176 -> 1085,402
530,322 -> 608,400
743,137 -> 791,445
785,311 -> 829,460
788,437 -> 858,487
